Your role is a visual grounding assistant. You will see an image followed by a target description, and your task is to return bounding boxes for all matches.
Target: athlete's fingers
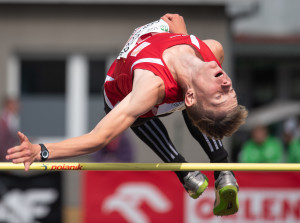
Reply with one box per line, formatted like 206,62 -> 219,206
161,13 -> 187,35
24,161 -> 32,172
6,148 -> 30,161
11,156 -> 30,164
6,132 -> 29,155
6,145 -> 24,156
161,13 -> 181,21
8,149 -> 36,171
6,150 -> 21,160
6,132 -> 34,161
161,15 -> 169,22
18,131 -> 29,144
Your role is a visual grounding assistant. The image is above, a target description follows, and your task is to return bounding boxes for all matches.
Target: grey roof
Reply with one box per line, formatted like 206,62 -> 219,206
0,0 -> 230,5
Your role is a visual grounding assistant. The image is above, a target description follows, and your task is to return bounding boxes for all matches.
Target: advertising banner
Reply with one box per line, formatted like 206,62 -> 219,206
83,171 -> 300,223
0,172 -> 62,223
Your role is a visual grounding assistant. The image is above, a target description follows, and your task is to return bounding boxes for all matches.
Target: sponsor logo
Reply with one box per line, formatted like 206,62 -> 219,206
170,34 -> 186,38
102,182 -> 172,223
42,164 -> 48,170
186,189 -> 300,223
160,25 -> 168,32
118,19 -> 169,59
156,102 -> 185,115
0,189 -> 58,223
50,164 -> 83,170
85,172 -> 300,223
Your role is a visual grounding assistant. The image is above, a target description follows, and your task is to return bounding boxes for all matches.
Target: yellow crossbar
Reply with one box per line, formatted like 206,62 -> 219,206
0,162 -> 300,171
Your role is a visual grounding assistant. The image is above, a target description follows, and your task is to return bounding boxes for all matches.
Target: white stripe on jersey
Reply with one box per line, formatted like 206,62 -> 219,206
131,58 -> 164,73
190,35 -> 200,49
105,75 -> 114,82
103,90 -> 114,109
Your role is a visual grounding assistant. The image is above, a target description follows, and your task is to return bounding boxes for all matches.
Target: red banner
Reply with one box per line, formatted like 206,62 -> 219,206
83,171 -> 300,223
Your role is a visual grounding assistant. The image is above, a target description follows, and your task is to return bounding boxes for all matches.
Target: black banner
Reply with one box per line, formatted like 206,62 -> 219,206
0,171 -> 62,223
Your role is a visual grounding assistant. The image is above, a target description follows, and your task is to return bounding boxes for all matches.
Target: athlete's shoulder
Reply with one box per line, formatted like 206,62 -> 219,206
203,39 -> 224,53
202,39 -> 224,64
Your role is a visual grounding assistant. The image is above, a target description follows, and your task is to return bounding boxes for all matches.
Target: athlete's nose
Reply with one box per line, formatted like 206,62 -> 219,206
221,78 -> 232,92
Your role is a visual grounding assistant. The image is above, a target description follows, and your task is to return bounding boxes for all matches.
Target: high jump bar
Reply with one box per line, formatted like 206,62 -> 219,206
1,162 -> 300,171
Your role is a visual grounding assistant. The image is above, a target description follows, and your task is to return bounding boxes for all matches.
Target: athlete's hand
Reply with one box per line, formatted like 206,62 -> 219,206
6,131 -> 41,171
161,13 -> 188,35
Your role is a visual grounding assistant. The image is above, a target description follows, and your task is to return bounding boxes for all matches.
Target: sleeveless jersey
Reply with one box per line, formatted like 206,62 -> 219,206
104,32 -> 221,118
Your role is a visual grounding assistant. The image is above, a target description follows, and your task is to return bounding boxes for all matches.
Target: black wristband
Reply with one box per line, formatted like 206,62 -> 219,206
40,144 -> 49,162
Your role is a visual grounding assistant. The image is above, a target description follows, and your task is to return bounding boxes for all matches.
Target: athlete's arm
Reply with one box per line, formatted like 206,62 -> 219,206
160,14 -> 223,64
6,69 -> 165,171
203,39 -> 224,65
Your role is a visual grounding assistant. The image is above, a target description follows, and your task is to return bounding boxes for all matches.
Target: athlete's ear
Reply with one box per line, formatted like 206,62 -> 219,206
185,89 -> 196,107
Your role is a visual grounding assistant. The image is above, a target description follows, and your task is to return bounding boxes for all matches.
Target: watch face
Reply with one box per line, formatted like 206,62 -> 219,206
42,150 -> 49,158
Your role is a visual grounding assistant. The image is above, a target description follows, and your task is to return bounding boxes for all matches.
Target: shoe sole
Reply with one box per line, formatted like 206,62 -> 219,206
213,185 -> 239,216
190,177 -> 209,199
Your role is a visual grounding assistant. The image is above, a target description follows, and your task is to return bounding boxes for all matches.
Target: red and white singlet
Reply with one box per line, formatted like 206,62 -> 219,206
104,20 -> 221,118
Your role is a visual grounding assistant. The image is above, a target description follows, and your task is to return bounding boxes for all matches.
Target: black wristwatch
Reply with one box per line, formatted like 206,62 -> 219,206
39,144 -> 49,162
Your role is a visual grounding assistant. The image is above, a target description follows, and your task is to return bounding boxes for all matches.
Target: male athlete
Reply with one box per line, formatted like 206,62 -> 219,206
6,14 -> 247,216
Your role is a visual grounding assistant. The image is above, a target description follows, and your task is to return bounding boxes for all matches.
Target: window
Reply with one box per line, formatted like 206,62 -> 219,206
89,59 -> 106,95
88,59 -> 107,130
21,60 -> 66,95
20,58 -> 66,137
251,63 -> 277,107
290,67 -> 300,100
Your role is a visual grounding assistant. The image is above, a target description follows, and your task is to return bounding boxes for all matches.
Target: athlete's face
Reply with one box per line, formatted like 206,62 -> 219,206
193,61 -> 237,112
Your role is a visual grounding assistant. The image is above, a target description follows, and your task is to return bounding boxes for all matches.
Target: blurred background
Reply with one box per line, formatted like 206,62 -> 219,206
0,0 -> 300,222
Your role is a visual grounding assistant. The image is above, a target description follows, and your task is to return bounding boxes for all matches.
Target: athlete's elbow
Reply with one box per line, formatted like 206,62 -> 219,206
85,131 -> 108,152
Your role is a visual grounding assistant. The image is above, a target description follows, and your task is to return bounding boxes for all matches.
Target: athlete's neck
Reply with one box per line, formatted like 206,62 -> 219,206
163,44 -> 203,92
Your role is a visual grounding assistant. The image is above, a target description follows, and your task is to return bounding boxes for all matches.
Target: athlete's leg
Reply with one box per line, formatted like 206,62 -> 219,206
104,99 -> 207,199
182,109 -> 239,216
182,109 -> 229,179
131,117 -> 208,198
131,118 -> 188,178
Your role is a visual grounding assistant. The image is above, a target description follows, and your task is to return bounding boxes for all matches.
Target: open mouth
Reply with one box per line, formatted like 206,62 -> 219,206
215,72 -> 223,77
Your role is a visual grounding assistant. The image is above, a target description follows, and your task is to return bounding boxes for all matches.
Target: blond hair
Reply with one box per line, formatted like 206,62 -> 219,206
186,104 -> 248,140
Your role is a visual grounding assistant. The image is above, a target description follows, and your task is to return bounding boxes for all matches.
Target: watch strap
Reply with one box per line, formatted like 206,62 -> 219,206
39,144 -> 49,162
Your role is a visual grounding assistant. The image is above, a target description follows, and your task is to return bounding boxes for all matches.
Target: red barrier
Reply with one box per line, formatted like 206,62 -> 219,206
83,171 -> 300,223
